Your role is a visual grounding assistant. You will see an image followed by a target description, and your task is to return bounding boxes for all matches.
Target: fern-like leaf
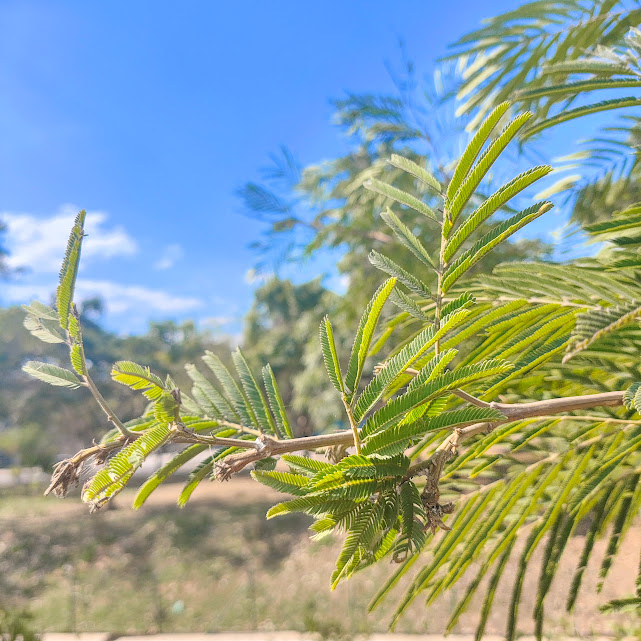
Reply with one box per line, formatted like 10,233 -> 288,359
56,210 -> 86,330
344,278 -> 397,398
22,361 -> 82,389
364,178 -> 439,222
319,316 -> 345,394
111,361 -> 166,400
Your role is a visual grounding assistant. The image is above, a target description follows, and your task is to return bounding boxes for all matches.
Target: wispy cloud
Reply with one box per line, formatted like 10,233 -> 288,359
1,205 -> 205,333
154,243 -> 184,270
245,267 -> 273,285
4,279 -> 202,316
76,280 -> 202,314
549,225 -> 566,242
2,204 -> 137,273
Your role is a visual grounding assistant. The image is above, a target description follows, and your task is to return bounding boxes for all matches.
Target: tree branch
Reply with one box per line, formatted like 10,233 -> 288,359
209,390 -> 626,478
52,390 -> 628,498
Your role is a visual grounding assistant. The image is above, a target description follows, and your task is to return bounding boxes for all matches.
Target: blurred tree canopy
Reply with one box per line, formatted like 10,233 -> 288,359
0,303 -> 232,469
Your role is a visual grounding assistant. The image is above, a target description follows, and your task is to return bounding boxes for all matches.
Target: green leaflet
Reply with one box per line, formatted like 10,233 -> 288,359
444,164 -> 552,262
388,154 -> 442,195
364,177 -> 439,222
233,347 -> 276,434
394,481 -> 426,560
369,553 -> 421,613
310,455 -> 409,489
623,382 -> 641,414
522,97 -> 641,139
585,205 -> 641,236
389,288 -> 429,321
331,497 -> 386,588
82,422 -> 171,506
380,209 -> 437,269
598,474 -> 639,591
565,301 -> 641,362
267,495 -> 361,519
445,464 -> 561,631
56,210 -> 86,330
281,454 -> 332,476
251,470 -> 312,495
344,278 -> 397,398
368,250 -> 432,299
262,364 -> 293,438
354,309 -> 470,421
441,292 -> 475,317
69,343 -> 85,376
446,101 -> 510,205
440,299 -> 527,351
447,112 -> 533,227
475,543 -> 514,641
178,456 -> 215,507
362,407 -> 505,457
134,444 -> 207,509
23,311 -> 64,344
506,448 -> 594,641
22,361 -> 82,389
519,78 -> 641,101
177,438 -> 250,507
442,201 -> 553,293
390,492 -> 490,628
22,300 -> 59,321
319,316 -> 344,393
111,361 -> 166,400
539,59 -> 630,76
202,350 -> 255,426
360,359 -> 513,439
185,363 -> 230,419
405,349 -> 458,393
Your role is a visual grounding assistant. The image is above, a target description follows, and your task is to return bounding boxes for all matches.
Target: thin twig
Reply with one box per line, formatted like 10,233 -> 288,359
343,397 -> 362,455
452,389 -> 492,408
72,319 -> 136,440
83,373 -> 136,439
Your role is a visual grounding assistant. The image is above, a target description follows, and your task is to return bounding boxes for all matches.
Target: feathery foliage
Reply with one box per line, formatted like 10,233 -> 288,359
24,29 -> 641,635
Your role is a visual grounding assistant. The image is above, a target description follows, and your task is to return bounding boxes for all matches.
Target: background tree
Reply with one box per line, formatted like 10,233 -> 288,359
242,277 -> 342,435
0,303 -> 232,467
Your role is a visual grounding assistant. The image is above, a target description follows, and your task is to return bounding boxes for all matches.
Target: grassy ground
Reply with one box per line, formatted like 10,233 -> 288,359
1,477 -> 639,637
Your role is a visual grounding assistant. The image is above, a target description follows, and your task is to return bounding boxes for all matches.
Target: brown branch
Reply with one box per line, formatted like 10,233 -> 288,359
452,388 -> 492,408
72,321 -> 136,440
210,390 -> 626,479
45,437 -> 127,497
53,389 -> 628,501
214,431 -> 356,480
406,391 -> 627,520
83,373 -> 137,439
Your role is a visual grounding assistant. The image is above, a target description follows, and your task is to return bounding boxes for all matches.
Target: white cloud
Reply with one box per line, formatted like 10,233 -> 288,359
2,204 -> 137,273
75,280 -> 202,314
4,279 -> 202,316
201,315 -> 235,328
549,225 -> 566,242
153,243 -> 183,270
245,267 -> 273,286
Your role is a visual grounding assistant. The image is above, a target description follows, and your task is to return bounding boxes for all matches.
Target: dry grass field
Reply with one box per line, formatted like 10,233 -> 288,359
1,477 -> 639,637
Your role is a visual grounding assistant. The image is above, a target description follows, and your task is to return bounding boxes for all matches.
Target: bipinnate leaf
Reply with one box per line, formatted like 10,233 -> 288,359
344,278 -> 397,397
56,210 -> 86,330
111,361 -> 165,400
320,316 -> 345,393
22,361 -> 82,389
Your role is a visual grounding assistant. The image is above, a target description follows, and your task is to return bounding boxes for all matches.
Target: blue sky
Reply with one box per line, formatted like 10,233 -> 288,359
0,0 -> 584,334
